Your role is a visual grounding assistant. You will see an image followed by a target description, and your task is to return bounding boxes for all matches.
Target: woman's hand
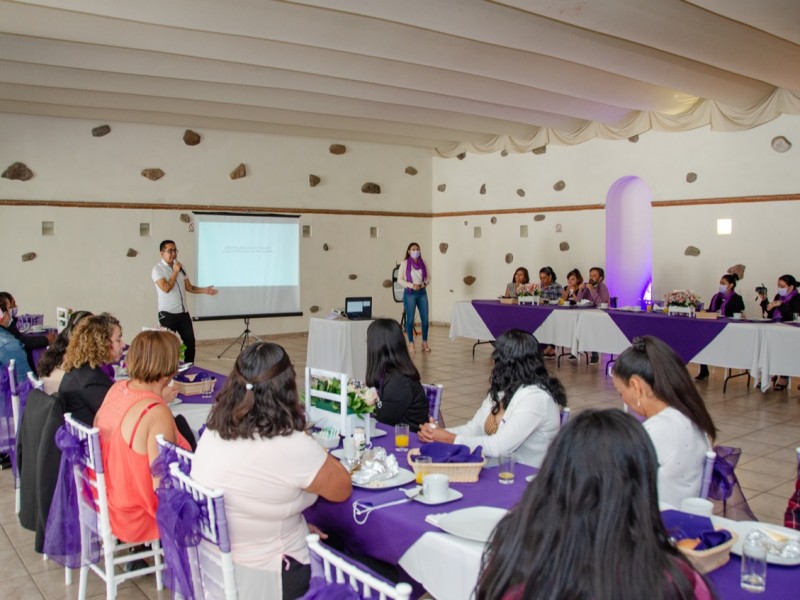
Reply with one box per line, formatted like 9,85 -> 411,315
307,524 -> 329,540
413,284 -> 422,290
161,381 -> 179,404
417,419 -> 456,444
767,300 -> 782,311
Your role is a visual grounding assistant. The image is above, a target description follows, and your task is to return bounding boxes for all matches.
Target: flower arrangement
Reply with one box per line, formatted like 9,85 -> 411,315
517,283 -> 539,297
665,290 -> 701,308
309,376 -> 379,417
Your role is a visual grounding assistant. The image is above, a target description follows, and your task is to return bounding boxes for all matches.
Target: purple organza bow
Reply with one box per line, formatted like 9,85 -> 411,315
42,425 -> 101,568
301,577 -> 361,600
709,446 -> 741,501
155,485 -> 205,599
150,447 -> 191,490
415,442 -> 484,463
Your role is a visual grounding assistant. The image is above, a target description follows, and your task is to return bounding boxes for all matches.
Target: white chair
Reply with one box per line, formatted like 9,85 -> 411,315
559,406 -> 571,428
7,360 -> 22,514
306,534 -> 413,600
63,413 -> 164,599
27,371 -> 44,390
422,383 -> 444,427
161,462 -> 237,599
155,434 -> 194,472
699,450 -> 717,499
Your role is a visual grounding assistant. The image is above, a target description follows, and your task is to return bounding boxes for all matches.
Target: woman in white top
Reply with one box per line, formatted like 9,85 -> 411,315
192,342 -> 352,599
611,336 -> 717,508
418,330 -> 565,468
398,242 -> 431,353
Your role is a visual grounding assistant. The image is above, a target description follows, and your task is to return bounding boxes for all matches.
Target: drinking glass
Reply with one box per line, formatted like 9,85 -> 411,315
394,423 -> 410,453
201,375 -> 214,399
740,540 -> 767,593
498,452 -> 516,484
414,456 -> 432,484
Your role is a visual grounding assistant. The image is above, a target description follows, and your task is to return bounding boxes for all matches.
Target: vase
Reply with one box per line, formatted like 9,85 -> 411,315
668,305 -> 695,317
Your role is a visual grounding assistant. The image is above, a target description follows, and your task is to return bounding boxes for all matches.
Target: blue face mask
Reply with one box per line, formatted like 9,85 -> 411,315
719,285 -> 728,294
777,287 -> 789,297
410,251 -> 421,260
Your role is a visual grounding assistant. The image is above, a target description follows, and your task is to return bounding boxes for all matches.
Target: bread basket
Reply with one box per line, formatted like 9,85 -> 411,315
406,448 -> 486,483
678,530 -> 739,574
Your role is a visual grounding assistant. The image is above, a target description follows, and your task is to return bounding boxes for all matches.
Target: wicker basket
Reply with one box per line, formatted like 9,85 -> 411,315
499,297 -> 517,304
678,530 -> 738,574
406,448 -> 486,483
695,311 -> 719,320
173,375 -> 216,396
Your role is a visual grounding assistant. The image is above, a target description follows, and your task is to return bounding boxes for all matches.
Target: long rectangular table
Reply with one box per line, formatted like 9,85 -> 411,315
304,423 -> 799,599
450,301 -> 800,391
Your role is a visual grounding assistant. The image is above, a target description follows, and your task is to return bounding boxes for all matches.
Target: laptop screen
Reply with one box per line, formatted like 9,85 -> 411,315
345,297 -> 372,319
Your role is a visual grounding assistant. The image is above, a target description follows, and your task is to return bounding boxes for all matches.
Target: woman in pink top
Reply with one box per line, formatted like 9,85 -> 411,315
94,330 -> 189,544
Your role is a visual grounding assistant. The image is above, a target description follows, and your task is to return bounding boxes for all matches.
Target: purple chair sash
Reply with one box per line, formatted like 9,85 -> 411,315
302,577 -> 361,600
42,425 -> 101,568
155,484 -> 206,599
709,445 -> 757,521
150,447 -> 191,489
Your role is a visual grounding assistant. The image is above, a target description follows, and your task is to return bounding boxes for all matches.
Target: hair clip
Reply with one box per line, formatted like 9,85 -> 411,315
245,383 -> 254,390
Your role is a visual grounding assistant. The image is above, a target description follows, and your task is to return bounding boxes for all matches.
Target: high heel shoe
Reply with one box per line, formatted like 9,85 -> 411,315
421,343 -> 431,352
773,377 -> 788,391
408,343 -> 416,354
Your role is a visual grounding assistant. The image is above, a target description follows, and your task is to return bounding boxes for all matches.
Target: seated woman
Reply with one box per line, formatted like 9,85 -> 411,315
191,342 -> 352,600
503,267 -> 530,298
561,268 -> 591,304
418,329 -> 564,468
758,274 -> 800,390
365,318 -> 429,432
612,336 -> 716,508
94,330 -> 189,545
58,314 -> 123,426
476,409 -> 714,600
696,274 -> 744,381
36,310 -> 93,395
0,295 -> 32,381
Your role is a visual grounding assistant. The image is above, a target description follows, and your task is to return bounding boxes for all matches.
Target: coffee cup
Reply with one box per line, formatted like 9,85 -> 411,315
342,436 -> 356,459
422,473 -> 449,502
680,497 -> 714,517
732,312 -> 742,320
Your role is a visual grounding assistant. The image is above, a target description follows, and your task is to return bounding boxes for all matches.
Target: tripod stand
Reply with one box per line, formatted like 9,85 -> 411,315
218,317 -> 264,358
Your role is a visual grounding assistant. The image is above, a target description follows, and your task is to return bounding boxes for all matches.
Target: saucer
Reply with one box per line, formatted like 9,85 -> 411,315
409,486 -> 463,506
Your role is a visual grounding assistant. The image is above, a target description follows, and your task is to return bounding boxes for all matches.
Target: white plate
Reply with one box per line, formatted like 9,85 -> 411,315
353,468 -> 416,490
712,518 -> 800,566
435,506 -> 508,543
409,486 -> 463,506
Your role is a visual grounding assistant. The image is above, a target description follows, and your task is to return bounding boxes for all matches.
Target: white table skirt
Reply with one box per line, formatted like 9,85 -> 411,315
533,309 -> 580,349
398,532 -> 484,600
306,317 -> 373,380
171,403 -> 212,438
758,323 -> 800,390
449,301 -> 494,341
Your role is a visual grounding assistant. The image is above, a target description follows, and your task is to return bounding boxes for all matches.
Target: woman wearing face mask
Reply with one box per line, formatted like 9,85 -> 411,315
398,242 -> 431,353
695,274 -> 744,381
758,275 -> 800,391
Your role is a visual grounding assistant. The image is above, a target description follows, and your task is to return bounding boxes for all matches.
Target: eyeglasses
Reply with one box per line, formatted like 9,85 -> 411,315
163,249 -> 178,254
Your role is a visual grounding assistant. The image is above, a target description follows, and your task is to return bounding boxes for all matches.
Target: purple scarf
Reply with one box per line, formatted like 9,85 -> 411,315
711,290 -> 734,316
405,256 -> 427,284
772,288 -> 798,321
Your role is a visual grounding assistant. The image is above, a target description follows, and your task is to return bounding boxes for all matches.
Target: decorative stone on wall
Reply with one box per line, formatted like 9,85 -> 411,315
684,246 -> 701,257
126,248 -> 138,257
463,275 -> 476,286
728,264 -> 746,280
183,130 -> 202,146
686,172 -> 697,183
180,213 -> 191,223
405,166 -> 417,175
230,163 -> 247,180
21,252 -> 36,262
2,162 -> 33,181
500,150 -> 508,157
141,168 -> 165,181
628,135 -> 640,143
559,242 -> 570,251
361,182 -> 381,194
323,243 -> 330,251
505,253 -> 513,264
480,184 -> 486,195
348,274 -> 357,280
329,144 -> 347,155
456,152 -> 466,160
437,184 -> 446,192
532,146 -> 546,155
490,216 -> 497,224
772,136 -> 791,152
516,189 -> 525,197
309,305 -> 320,313
439,243 -> 448,254
91,125 -> 111,137
553,180 -> 565,191
382,279 -> 393,288
309,174 -> 321,187
533,214 -> 546,222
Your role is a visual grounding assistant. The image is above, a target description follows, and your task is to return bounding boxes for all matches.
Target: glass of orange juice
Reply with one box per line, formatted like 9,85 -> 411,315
414,455 -> 432,484
394,423 -> 410,453
498,452 -> 516,485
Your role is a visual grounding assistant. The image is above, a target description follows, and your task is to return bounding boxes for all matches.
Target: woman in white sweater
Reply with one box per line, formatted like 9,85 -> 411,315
611,336 -> 717,508
418,329 -> 565,468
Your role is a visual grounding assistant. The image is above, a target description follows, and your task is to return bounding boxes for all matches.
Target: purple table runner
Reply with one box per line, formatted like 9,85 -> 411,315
471,300 -> 564,339
304,423 -> 533,566
606,311 -> 728,363
176,365 -> 227,404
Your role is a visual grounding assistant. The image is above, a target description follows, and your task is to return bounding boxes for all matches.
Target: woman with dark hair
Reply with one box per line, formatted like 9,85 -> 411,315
365,319 -> 429,432
758,275 -> 800,391
561,268 -> 591,304
418,329 -> 565,467
696,274 -> 744,381
192,342 -> 351,599
537,267 -> 563,357
58,314 -> 125,425
94,330 -> 190,544
0,295 -> 31,381
503,267 -> 530,298
398,242 -> 431,353
476,409 -> 715,600
37,310 -> 93,395
612,336 -> 716,508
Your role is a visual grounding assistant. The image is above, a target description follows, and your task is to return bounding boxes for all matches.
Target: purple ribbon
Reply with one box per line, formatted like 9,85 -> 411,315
155,485 -> 206,599
43,425 -> 101,568
405,256 -> 427,285
150,447 -> 191,489
302,577 -> 361,599
708,446 -> 741,502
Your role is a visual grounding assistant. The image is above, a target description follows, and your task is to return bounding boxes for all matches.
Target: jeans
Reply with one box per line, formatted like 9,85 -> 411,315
403,289 -> 429,342
158,311 -> 196,363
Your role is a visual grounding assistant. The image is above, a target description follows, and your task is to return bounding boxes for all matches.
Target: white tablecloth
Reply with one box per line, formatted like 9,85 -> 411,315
171,403 -> 212,438
449,301 -> 494,341
306,317 -> 373,380
398,532 -> 484,600
758,323 -> 800,389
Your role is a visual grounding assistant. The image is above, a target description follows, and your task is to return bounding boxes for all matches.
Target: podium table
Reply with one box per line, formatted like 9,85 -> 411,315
306,317 -> 373,380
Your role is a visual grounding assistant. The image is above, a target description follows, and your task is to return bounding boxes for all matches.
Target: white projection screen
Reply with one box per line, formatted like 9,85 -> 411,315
192,212 -> 302,321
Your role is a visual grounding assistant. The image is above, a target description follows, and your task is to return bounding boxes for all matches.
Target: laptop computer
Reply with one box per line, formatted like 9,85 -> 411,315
345,297 -> 373,320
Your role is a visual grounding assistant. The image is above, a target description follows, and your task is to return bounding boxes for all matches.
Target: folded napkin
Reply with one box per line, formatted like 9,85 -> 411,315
661,509 -> 732,550
415,442 -> 483,463
352,488 -> 411,525
174,369 -> 213,383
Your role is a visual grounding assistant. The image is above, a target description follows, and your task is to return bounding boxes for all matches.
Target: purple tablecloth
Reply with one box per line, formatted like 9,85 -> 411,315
176,365 -> 227,404
471,300 -> 571,339
708,555 -> 797,599
304,423 -> 534,566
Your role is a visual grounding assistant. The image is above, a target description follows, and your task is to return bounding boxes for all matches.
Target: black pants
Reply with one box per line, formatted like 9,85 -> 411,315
282,556 -> 311,599
158,311 -> 196,363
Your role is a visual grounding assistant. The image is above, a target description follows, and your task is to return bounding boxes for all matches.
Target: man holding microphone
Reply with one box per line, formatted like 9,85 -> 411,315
152,240 -> 217,363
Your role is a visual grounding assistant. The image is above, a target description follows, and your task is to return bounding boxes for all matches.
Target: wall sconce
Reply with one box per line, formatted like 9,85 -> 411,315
716,218 -> 732,235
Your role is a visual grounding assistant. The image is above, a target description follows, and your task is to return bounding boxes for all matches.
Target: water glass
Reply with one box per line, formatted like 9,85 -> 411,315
414,455 -> 432,484
394,423 -> 410,453
498,452 -> 516,485
201,375 -> 214,399
740,540 -> 767,593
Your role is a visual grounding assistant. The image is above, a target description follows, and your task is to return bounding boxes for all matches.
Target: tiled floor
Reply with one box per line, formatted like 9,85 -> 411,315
2,324 -> 798,597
